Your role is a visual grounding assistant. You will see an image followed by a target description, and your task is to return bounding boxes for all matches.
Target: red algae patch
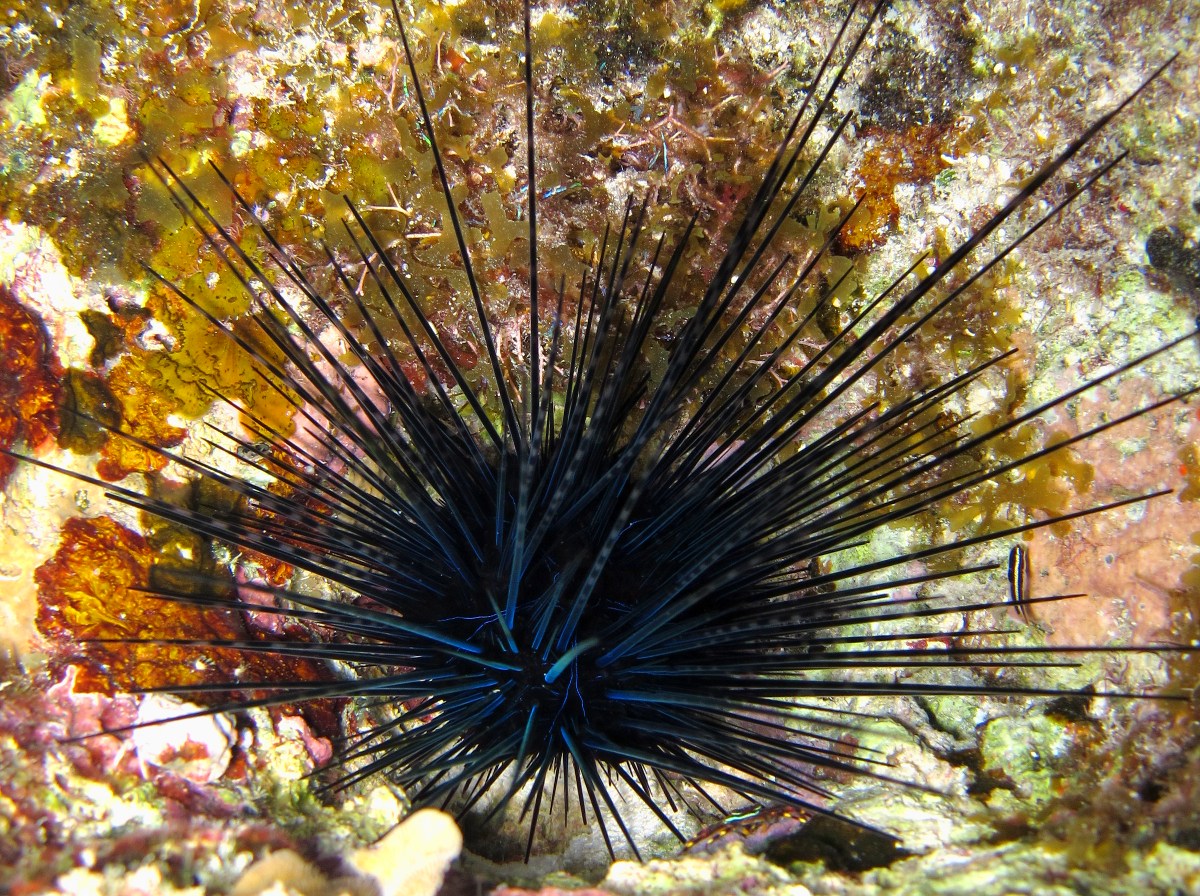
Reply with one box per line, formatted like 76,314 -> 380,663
1027,382 -> 1198,650
837,124 -> 952,254
34,515 -> 336,704
0,283 -> 63,486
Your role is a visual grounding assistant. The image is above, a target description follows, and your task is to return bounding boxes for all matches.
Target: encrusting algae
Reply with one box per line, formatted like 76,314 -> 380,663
1,0 -> 1199,892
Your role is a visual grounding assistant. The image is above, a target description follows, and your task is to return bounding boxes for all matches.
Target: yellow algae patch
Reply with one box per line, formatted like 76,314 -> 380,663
91,96 -> 132,147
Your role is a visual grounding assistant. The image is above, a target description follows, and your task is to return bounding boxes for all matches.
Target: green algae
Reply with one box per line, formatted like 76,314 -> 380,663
979,711 -> 1077,812
3,70 -> 50,129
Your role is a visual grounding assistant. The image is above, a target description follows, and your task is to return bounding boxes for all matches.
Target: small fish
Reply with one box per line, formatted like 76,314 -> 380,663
682,805 -> 810,856
1008,544 -> 1032,625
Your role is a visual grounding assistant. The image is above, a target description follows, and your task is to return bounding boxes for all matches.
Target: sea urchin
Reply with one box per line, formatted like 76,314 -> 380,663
7,0 -> 1198,869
